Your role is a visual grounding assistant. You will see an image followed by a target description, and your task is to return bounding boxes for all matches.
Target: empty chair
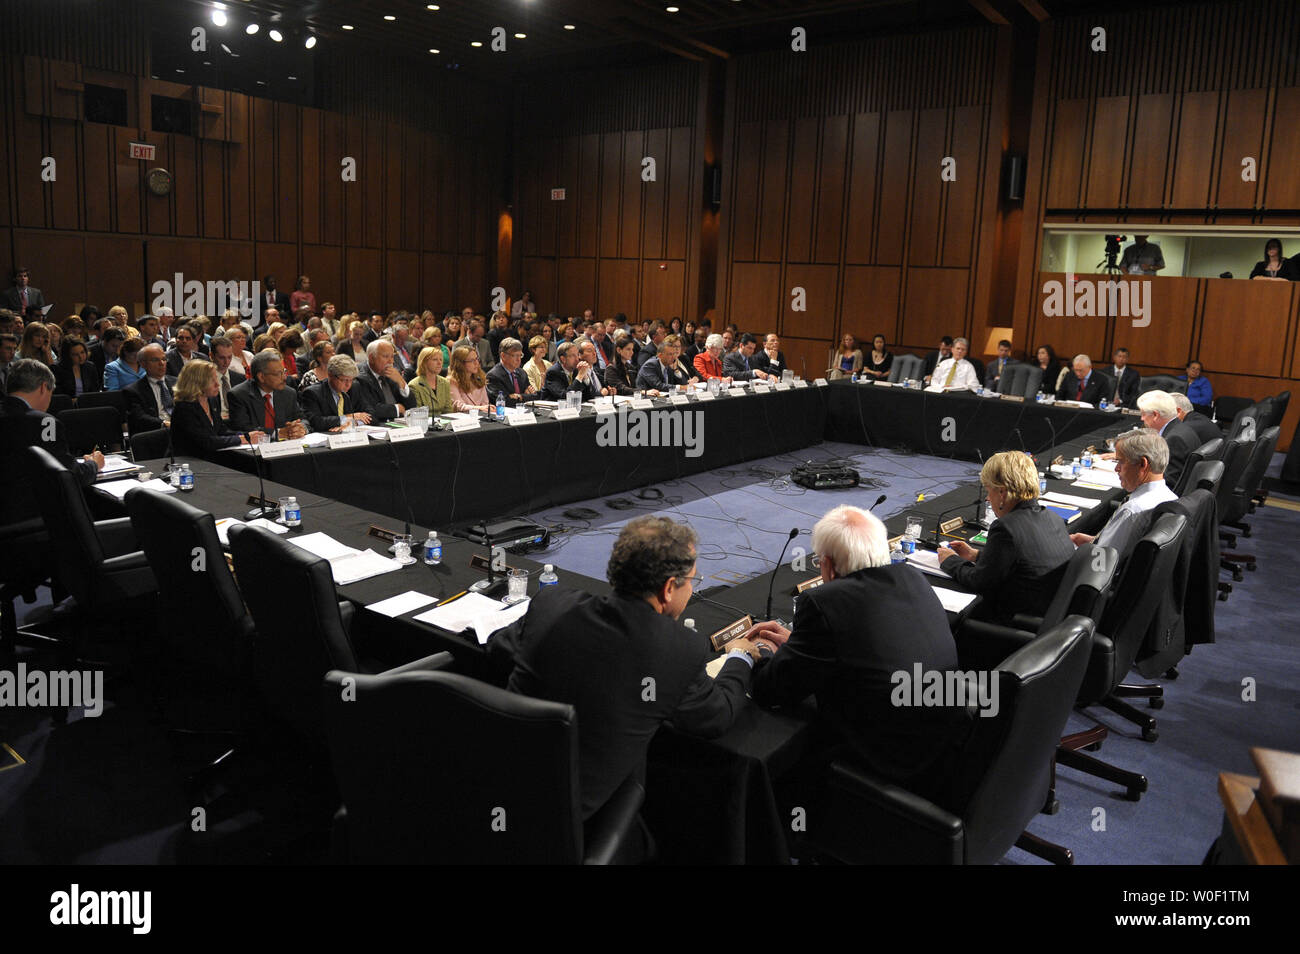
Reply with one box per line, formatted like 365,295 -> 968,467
47,393 -> 75,416
322,667 -> 647,864
57,406 -> 124,455
75,389 -> 129,425
1224,401 -> 1266,442
1173,437 -> 1223,494
1219,426 -> 1280,580
1138,375 -> 1187,396
128,428 -> 171,462
802,617 -> 1094,865
1142,489 -> 1219,670
1186,459 -> 1225,495
889,353 -> 925,384
992,363 -> 1043,400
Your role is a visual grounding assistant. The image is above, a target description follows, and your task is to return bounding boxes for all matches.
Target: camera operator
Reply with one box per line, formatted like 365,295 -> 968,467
1120,235 -> 1165,275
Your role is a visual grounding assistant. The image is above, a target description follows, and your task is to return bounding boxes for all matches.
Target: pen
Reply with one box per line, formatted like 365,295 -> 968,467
438,590 -> 468,607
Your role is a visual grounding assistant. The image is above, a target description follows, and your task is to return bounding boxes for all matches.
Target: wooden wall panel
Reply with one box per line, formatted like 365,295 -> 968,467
639,260 -> 685,321
666,127 -> 691,260
642,128 -> 668,260
815,115 -> 849,265
49,119 -> 79,230
346,248 -> 382,312
457,255 -> 488,312
256,244 -> 298,302
276,102 -> 299,244
363,122 -> 384,250
844,112 -> 880,265
726,263 -> 781,330
1170,92 -> 1219,209
1085,97 -> 1129,209
786,118 -> 818,264
577,134 -> 601,258
82,236 -> 143,315
942,105 -> 983,268
783,265 -> 837,341
1216,88 -> 1267,209
620,130 -> 644,259
599,132 -> 622,260
521,257 -> 558,314
1125,94 -> 1173,208
1199,279 -> 1291,377
908,109 -> 946,266
597,259 -> 639,319
146,239 -> 200,295
201,242 -> 256,294
300,109 -> 322,247
1122,277 -> 1200,369
143,133 -> 172,238
386,251 -> 420,315
300,246 -> 342,310
536,141 -> 561,258
422,253 -> 457,311
84,124 -> 114,233
757,121 -> 788,264
172,133 -> 200,238
731,122 -> 762,262
1264,87 -> 1300,209
903,269 -> 969,348
113,127 -> 141,233
252,98 -> 277,243
1046,100 -> 1087,209
557,258 -> 597,317
842,266 -> 902,344
876,112 -> 913,267
15,231 -> 87,312
556,137 -> 580,258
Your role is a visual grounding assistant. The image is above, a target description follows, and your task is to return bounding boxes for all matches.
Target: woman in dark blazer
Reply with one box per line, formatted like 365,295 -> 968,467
861,334 -> 894,380
53,337 -> 103,398
604,335 -> 638,396
1033,344 -> 1063,397
937,451 -> 1075,625
170,359 -> 263,458
1249,238 -> 1297,281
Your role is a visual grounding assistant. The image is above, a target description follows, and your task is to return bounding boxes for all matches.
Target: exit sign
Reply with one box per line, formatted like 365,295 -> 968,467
129,142 -> 156,161
550,188 -> 566,201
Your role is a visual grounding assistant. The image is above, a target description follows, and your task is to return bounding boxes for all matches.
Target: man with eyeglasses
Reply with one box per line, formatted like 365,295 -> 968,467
227,349 -> 307,440
165,324 -> 201,377
487,515 -> 760,837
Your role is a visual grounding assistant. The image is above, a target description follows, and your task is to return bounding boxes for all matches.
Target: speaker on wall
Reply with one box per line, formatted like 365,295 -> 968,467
709,166 -> 722,210
1004,154 -> 1025,202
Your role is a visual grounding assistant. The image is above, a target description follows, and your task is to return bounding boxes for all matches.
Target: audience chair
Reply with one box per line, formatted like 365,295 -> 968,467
1138,375 -> 1186,396
127,428 -> 171,462
992,363 -> 1043,400
57,406 -> 124,455
888,353 -> 925,384
1173,438 -> 1223,495
1219,426 -> 1280,579
75,389 -> 128,426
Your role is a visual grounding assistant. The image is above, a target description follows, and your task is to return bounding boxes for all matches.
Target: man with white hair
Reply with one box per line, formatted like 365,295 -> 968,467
352,339 -> 411,422
1171,391 -> 1220,445
692,333 -> 733,383
1055,353 -> 1112,405
1132,389 -> 1198,491
1070,429 -> 1177,560
740,505 -> 965,796
926,336 -> 980,391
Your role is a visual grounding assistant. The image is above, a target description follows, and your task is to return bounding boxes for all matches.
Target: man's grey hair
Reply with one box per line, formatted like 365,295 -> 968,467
953,337 -> 969,349
1137,389 -> 1177,422
499,337 -> 523,355
706,333 -> 724,349
556,341 -> 578,359
250,348 -> 282,379
811,505 -> 890,574
1114,428 -> 1169,474
366,338 -> 392,358
1073,353 -> 1093,368
5,357 -> 56,394
1171,392 -> 1193,415
327,354 -> 359,379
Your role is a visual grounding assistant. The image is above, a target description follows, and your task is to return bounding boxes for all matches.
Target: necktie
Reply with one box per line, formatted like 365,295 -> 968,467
220,374 -> 231,418
943,360 -> 957,387
664,363 -> 670,385
264,393 -> 275,431
336,392 -> 345,417
1077,377 -> 1086,400
1113,368 -> 1122,402
19,288 -> 27,310
159,380 -> 174,414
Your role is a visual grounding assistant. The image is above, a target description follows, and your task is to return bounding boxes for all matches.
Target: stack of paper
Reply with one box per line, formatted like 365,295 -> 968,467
413,593 -> 531,645
99,455 -> 141,477
96,477 -> 176,499
286,531 -> 405,585
1073,468 -> 1122,490
1041,491 -> 1102,509
213,516 -> 288,546
906,549 -> 948,578
930,586 -> 978,613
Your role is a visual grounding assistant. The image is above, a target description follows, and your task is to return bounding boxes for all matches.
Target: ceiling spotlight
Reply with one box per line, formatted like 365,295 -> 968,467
268,29 -> 282,42
564,24 -> 576,30
342,24 -> 354,30
211,10 -> 227,26
220,43 -> 233,53
666,6 -> 679,12
471,40 -> 482,47
427,3 -> 440,8
384,14 -> 396,21
429,48 -> 440,54
514,32 -> 525,38
288,75 -> 297,81
245,23 -> 258,34
305,35 -> 317,49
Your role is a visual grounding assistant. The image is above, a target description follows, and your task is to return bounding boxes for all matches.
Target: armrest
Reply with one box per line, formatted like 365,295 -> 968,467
94,517 -> 139,558
817,760 -> 963,865
380,652 -> 455,676
100,550 -> 152,574
956,619 -> 1037,671
583,773 -> 646,865
1010,613 -> 1045,632
338,600 -> 355,636
0,518 -> 45,543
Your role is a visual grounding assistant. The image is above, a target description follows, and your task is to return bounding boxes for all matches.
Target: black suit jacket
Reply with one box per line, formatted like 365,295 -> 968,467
1183,411 -> 1221,447
1107,365 -> 1141,406
227,380 -> 302,435
751,350 -> 788,377
1,285 -> 44,313
604,360 -> 637,396
170,400 -> 242,458
1056,369 -> 1113,405
351,363 -> 408,422
300,380 -> 369,432
922,350 -> 950,379
723,350 -> 762,381
53,362 -> 102,398
0,394 -> 98,524
165,349 -> 200,379
634,341 -> 658,370
940,500 -> 1075,625
543,363 -> 599,402
253,290 -> 291,328
489,586 -> 751,820
485,363 -> 533,407
635,357 -> 688,391
124,375 -> 177,434
209,368 -> 246,420
751,564 -> 968,799
1158,418 -> 1200,491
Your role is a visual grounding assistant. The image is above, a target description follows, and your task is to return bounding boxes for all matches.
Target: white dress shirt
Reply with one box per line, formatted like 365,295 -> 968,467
926,357 -> 980,391
1094,479 -> 1178,556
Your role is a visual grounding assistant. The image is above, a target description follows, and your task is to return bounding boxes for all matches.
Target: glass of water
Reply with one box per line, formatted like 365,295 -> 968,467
392,533 -> 416,566
906,517 -> 922,541
504,567 -> 529,605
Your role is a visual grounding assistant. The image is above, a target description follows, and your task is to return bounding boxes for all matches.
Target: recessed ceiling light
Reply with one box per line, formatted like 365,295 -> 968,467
666,5 -> 679,11
384,14 -> 396,21
304,35 -> 317,49
514,33 -> 525,38
564,24 -> 576,30
288,75 -> 297,80
245,23 -> 258,34
427,3 -> 440,9
471,40 -> 482,47
211,10 -> 227,26
429,48 -> 440,54
342,24 -> 354,30
268,29 -> 282,41
220,43 -> 233,53
175,68 -> 185,73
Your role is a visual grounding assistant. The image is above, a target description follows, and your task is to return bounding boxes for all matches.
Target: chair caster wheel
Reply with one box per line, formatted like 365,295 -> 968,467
1164,668 -> 1179,680
1125,786 -> 1144,802
1246,563 -> 1256,572
1217,592 -> 1228,602
1043,798 -> 1060,816
1148,697 -> 1164,709
1142,727 -> 1159,742
1086,742 -> 1103,752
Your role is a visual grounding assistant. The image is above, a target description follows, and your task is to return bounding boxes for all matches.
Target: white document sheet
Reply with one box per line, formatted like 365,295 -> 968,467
366,590 -> 438,618
931,586 -> 978,614
1041,491 -> 1102,509
96,477 -> 176,499
413,593 -> 530,644
907,549 -> 949,578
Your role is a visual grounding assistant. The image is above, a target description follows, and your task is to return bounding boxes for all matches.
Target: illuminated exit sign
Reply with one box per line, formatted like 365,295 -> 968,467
129,142 -> 156,161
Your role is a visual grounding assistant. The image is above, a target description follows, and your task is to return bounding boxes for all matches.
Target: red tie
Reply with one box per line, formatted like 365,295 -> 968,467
264,393 -> 276,431
19,288 -> 27,310
1076,378 -> 1085,400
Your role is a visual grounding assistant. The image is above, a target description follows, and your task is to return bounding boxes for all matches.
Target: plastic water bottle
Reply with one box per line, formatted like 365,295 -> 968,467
890,542 -> 905,565
423,531 -> 441,566
1071,458 -> 1081,478
1099,397 -> 1108,411
538,564 -> 558,587
983,501 -> 996,527
178,463 -> 195,492
495,392 -> 506,421
282,495 -> 301,527
1039,472 -> 1048,494
1082,449 -> 1093,469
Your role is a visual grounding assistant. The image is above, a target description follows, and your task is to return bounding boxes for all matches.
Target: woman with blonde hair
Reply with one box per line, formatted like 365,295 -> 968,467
524,334 -> 552,393
19,322 -> 54,365
829,333 -> 863,380
408,346 -> 455,414
223,325 -> 255,376
447,345 -> 490,413
420,325 -> 451,371
170,359 -> 263,458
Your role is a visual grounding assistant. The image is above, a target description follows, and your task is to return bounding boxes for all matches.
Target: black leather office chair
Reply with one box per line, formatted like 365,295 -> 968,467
1173,438 -> 1223,495
1138,375 -> 1187,396
1224,400 -> 1268,442
75,389 -> 128,425
992,363 -> 1043,400
127,428 -> 170,462
0,518 -> 53,666
804,617 -> 1093,865
1141,490 -> 1218,675
1185,459 -> 1225,495
1219,425 -> 1279,577
888,353 -> 925,384
48,393 -> 75,416
57,406 -> 125,455
25,446 -> 157,659
321,667 -> 647,864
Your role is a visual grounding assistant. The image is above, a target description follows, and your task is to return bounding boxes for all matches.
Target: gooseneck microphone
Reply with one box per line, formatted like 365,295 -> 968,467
868,494 -> 887,512
244,432 -> 277,520
932,497 -> 980,546
386,440 -> 415,542
765,527 -> 800,621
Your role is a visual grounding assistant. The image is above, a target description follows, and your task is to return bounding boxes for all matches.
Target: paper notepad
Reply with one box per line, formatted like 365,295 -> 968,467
286,532 -> 405,584
930,586 -> 978,614
98,454 -> 141,477
906,549 -> 948,578
1073,469 -> 1122,489
213,516 -> 288,546
1042,491 -> 1102,509
96,477 -> 176,499
366,590 -> 438,618
413,593 -> 530,644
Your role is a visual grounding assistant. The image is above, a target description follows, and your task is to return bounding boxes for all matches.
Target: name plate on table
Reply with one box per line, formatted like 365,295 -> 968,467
669,393 -> 690,406
328,430 -> 370,450
553,407 -> 580,421
774,382 -> 792,392
814,378 -> 829,387
710,614 -> 754,652
796,576 -> 824,593
630,398 -> 655,410
258,440 -> 305,459
727,387 -> 749,398
695,390 -> 716,401
595,404 -> 617,417
387,426 -> 425,443
793,379 -> 809,389
999,393 -> 1025,402
939,516 -> 965,535
507,411 -> 538,426
1122,407 -> 1142,416
469,552 -> 518,575
451,417 -> 482,432
368,525 -> 400,543
873,380 -> 893,387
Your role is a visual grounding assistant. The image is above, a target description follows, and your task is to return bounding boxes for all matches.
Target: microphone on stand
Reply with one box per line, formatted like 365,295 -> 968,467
764,527 -> 800,622
868,494 -> 887,512
244,433 -> 278,520
932,497 -> 980,546
469,525 -> 505,595
386,440 -> 415,551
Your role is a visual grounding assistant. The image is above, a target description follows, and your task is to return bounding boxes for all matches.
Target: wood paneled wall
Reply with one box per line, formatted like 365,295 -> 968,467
512,63 -> 702,320
1015,0 -> 1300,447
717,27 -> 1009,378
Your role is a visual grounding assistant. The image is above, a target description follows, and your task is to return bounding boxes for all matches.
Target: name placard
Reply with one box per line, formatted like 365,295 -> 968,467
368,525 -> 400,543
669,393 -> 690,406
387,426 -> 425,443
793,379 -> 809,389
727,387 -> 749,398
695,390 -> 716,401
469,552 -> 517,574
796,576 -> 824,593
710,614 -> 754,652
774,382 -> 792,392
939,516 -> 965,535
814,378 -> 829,387
258,440 -> 305,459
999,393 -> 1025,402
873,380 -> 893,387
507,411 -> 538,426
327,430 -> 370,449
451,417 -> 481,432
630,398 -> 655,410
1121,407 -> 1142,416
553,407 -> 580,421
595,404 -> 617,417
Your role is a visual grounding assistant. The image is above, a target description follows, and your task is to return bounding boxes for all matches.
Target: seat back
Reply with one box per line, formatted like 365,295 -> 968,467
1268,390 -> 1290,430
1225,402 -> 1265,442
889,353 -> 924,383
48,393 -> 75,415
994,363 -> 1043,400
322,669 -> 584,864
1186,459 -> 1225,495
128,428 -> 171,462
1138,490 -> 1219,671
57,406 -> 124,455
25,446 -> 106,607
1038,543 -> 1118,631
1214,437 -> 1254,521
1221,426 -> 1279,525
1173,437 -> 1223,494
75,389 -> 128,425
959,617 -> 1094,865
125,487 -> 252,674
1139,374 -> 1187,396
228,524 -> 359,745
1096,513 -> 1188,687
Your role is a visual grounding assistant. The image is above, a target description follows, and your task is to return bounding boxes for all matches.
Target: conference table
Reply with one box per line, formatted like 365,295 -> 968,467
96,382 -> 1134,864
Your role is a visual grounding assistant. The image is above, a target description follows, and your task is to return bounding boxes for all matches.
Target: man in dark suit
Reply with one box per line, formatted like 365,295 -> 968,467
300,355 -> 374,432
589,321 -> 615,368
485,338 -> 536,407
986,339 -> 1017,392
544,341 -> 601,401
922,336 -> 953,379
488,515 -> 757,821
124,344 -> 177,434
1056,354 -> 1113,405
751,334 -> 788,378
0,359 -> 103,524
165,324 -> 202,378
741,505 -> 968,802
1137,389 -> 1199,491
360,311 -> 387,346
254,276 -> 290,330
208,337 -> 246,423
1171,392 -> 1220,446
938,451 -> 1075,625
351,340 -> 411,422
227,350 -> 307,440
0,267 -> 44,315
635,320 -> 666,370
388,322 -> 418,380
1106,347 -> 1141,407
0,333 -> 16,395
723,334 -> 775,382
636,341 -> 687,392
87,328 -> 125,377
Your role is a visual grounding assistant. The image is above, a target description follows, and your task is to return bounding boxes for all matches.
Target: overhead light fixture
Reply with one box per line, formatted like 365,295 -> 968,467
211,10 -> 227,26
471,40 -> 482,47
245,23 -> 259,34
427,3 -> 440,9
514,33 -> 525,38
564,24 -> 576,30
384,14 -> 396,21
220,43 -> 233,53
666,5 -> 680,12
342,24 -> 354,30
304,35 -> 317,49
268,29 -> 282,42
288,75 -> 297,81
429,48 -> 440,54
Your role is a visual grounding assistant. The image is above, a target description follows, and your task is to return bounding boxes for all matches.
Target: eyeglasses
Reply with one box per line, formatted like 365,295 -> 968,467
676,574 -> 704,588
